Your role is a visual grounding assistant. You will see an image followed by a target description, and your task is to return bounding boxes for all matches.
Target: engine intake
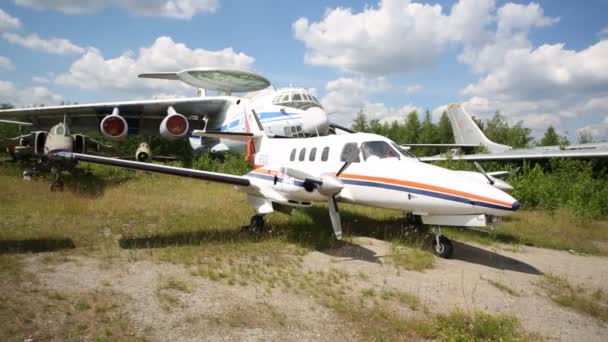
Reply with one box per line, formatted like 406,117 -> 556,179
100,108 -> 128,139
160,107 -> 189,140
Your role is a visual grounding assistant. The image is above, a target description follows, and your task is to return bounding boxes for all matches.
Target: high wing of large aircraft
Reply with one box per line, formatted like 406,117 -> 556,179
54,108 -> 519,259
420,104 -> 608,162
0,68 -> 330,156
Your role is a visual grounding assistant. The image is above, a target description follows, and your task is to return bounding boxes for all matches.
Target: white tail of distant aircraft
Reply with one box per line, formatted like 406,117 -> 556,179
445,104 -> 511,153
420,103 -> 608,162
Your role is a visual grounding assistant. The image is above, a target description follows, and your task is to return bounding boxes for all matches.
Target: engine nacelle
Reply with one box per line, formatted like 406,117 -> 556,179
159,107 -> 189,140
135,142 -> 151,162
100,108 -> 128,140
33,131 -> 47,156
72,134 -> 86,153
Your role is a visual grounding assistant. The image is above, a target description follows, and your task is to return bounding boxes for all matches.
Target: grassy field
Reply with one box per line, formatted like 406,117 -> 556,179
2,161 -> 607,340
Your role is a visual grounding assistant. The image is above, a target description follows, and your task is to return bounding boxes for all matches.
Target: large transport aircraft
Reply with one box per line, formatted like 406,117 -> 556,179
419,104 -> 608,162
55,109 -> 520,258
0,68 -> 331,157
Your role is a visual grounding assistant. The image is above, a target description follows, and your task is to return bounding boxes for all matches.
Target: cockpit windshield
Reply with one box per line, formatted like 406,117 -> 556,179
361,141 -> 402,161
272,90 -> 323,110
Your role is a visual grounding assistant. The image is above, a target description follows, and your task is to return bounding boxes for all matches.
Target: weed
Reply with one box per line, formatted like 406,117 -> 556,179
539,274 -> 608,322
413,310 -> 527,341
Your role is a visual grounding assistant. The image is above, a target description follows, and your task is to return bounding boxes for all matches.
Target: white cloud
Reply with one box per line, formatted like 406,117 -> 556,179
404,84 -> 423,95
462,40 -> 608,127
576,118 -> 608,142
293,0 -> 454,74
54,36 -> 255,96
0,8 -> 21,31
600,27 -> 608,40
496,2 -> 559,35
320,76 -> 421,125
0,80 -> 63,106
14,0 -> 219,19
0,56 -> 14,70
3,32 -> 87,55
32,75 -> 50,83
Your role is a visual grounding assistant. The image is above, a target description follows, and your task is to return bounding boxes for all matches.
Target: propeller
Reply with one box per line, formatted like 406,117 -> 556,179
280,146 -> 360,239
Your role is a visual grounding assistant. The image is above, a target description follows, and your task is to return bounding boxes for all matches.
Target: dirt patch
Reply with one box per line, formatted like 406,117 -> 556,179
24,255 -> 356,341
7,237 -> 608,341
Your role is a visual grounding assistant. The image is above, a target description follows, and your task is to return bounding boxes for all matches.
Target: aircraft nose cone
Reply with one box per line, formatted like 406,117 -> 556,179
512,200 -> 520,211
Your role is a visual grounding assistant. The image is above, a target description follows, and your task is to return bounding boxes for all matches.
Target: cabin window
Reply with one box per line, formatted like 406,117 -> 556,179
290,148 -> 296,161
340,143 -> 361,162
309,147 -> 317,161
361,141 -> 401,161
321,147 -> 330,161
299,148 -> 306,161
292,93 -> 302,101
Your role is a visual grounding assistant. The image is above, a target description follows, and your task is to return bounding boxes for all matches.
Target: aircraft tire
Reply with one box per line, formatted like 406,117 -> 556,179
432,236 -> 453,259
249,215 -> 265,234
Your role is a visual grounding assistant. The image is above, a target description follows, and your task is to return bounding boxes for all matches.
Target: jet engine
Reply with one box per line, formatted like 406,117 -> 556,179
100,108 -> 128,139
135,142 -> 151,162
159,107 -> 189,140
72,134 -> 86,153
33,131 -> 47,156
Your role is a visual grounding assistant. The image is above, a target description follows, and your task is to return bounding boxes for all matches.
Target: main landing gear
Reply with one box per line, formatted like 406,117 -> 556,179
432,227 -> 453,259
242,214 -> 267,235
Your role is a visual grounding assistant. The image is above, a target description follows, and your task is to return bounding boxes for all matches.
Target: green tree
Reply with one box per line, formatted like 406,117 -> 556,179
506,121 -> 533,148
484,111 -> 510,145
578,130 -> 594,144
351,109 -> 368,132
539,126 -> 560,146
368,118 -> 383,135
403,110 -> 420,143
437,111 -> 454,144
417,110 -> 439,155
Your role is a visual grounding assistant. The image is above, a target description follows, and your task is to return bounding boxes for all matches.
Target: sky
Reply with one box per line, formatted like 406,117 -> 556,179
0,0 -> 607,140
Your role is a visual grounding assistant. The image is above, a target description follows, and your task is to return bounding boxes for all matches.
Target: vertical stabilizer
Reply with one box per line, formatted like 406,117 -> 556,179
446,104 -> 511,153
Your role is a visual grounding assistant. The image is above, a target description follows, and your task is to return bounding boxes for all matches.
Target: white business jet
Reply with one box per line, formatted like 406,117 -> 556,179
55,108 -> 519,258
0,68 -> 330,158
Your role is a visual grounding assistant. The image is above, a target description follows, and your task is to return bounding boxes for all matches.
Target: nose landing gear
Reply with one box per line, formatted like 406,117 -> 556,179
432,227 -> 453,258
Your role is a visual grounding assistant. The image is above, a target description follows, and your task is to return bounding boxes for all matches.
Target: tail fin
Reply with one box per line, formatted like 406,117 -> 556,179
446,104 -> 511,153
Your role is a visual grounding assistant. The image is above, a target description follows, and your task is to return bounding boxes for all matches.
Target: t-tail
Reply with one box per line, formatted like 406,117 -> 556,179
191,107 -> 267,166
446,104 -> 511,153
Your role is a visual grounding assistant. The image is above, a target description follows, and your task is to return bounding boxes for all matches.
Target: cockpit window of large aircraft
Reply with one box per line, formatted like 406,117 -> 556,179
272,90 -> 323,110
361,141 -> 402,161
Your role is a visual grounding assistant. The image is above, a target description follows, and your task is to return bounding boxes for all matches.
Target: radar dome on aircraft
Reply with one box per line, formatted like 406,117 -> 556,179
138,68 -> 271,94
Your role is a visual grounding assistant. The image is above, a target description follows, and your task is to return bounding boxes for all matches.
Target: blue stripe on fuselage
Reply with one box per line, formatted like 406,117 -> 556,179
247,171 -> 514,212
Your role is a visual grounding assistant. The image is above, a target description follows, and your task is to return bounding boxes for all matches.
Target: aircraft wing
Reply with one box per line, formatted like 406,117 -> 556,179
0,97 -> 230,135
55,151 -> 251,186
0,133 -> 32,149
420,148 -> 608,162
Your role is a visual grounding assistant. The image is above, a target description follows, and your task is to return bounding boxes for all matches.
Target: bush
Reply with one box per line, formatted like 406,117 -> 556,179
192,153 -> 252,175
510,160 -> 608,219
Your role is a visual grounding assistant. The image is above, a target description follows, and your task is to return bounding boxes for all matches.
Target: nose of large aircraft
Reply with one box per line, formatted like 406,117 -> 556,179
303,107 -> 330,135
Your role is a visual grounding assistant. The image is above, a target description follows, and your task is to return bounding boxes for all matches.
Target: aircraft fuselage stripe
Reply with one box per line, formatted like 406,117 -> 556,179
247,170 -> 515,212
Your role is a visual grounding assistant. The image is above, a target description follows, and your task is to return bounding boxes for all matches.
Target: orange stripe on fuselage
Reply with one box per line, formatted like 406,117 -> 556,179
339,173 -> 512,208
250,168 -> 511,208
